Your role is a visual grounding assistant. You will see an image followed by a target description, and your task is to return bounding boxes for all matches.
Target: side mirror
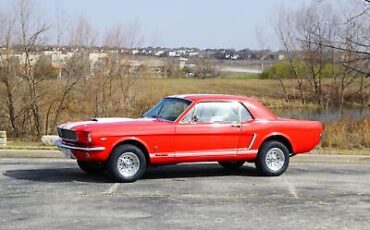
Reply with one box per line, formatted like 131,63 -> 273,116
192,115 -> 199,123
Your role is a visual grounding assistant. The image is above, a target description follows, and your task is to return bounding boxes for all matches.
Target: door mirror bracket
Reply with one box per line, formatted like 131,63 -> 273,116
191,115 -> 199,124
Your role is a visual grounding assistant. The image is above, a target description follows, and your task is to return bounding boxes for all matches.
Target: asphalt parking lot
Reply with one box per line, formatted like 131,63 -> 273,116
0,157 -> 370,230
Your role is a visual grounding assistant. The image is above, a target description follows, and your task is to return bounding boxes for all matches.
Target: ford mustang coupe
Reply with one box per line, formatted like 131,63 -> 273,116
55,94 -> 323,182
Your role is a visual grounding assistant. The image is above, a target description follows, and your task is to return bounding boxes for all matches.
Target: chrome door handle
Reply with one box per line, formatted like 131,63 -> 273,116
231,124 -> 241,128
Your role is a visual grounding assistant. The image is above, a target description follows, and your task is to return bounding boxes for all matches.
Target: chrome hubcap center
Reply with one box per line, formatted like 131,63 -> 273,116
117,152 -> 140,177
265,148 -> 285,171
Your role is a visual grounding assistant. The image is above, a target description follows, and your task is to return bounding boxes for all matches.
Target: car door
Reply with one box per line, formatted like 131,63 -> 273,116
237,103 -> 258,154
174,101 -> 242,160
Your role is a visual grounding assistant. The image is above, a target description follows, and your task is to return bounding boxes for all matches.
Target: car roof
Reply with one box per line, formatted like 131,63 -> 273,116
168,94 -> 252,102
167,94 -> 277,120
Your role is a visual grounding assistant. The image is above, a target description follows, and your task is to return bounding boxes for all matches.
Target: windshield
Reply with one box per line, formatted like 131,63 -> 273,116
144,98 -> 192,121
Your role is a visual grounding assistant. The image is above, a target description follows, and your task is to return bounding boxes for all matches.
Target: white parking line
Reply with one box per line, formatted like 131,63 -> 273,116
283,175 -> 299,199
104,183 -> 119,195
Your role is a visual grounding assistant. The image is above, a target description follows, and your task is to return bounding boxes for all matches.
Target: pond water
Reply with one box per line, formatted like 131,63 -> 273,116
272,107 -> 370,122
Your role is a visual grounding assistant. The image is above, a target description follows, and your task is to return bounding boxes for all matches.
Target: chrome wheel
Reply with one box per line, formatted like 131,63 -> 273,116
117,152 -> 140,177
265,148 -> 285,172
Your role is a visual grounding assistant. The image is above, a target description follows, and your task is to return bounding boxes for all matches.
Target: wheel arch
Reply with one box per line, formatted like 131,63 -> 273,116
260,133 -> 294,154
111,138 -> 151,164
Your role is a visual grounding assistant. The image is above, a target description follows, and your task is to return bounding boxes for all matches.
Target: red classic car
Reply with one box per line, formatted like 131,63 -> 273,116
55,94 -> 323,182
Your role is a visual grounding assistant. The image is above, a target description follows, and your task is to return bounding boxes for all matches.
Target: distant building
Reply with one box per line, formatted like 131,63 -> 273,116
154,50 -> 165,56
178,57 -> 188,69
89,52 -> 108,64
278,54 -> 285,60
50,51 -> 74,68
168,51 -> 178,57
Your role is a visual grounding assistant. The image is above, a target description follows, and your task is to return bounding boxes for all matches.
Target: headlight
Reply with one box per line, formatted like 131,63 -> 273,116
78,131 -> 93,144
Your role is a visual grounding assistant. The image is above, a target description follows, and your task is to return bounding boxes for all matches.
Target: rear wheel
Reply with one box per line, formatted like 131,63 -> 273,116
77,161 -> 106,174
255,141 -> 289,176
218,160 -> 245,170
108,144 -> 147,183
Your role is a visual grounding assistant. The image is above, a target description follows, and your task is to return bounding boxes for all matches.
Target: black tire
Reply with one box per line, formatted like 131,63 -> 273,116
108,144 -> 147,183
255,141 -> 290,176
218,161 -> 245,170
77,160 -> 106,174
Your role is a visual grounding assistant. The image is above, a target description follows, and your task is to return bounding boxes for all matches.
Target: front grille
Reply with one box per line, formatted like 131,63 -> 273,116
57,128 -> 77,142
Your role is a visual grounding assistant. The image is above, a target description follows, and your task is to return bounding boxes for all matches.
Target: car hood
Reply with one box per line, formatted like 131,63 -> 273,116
59,117 -> 165,132
59,117 -> 131,129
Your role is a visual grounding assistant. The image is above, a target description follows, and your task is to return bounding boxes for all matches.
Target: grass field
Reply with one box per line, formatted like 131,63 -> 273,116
134,78 -> 304,109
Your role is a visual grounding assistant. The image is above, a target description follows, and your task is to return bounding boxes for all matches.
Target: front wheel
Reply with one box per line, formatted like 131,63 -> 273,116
255,141 -> 289,176
218,161 -> 245,170
108,144 -> 147,183
77,161 -> 106,174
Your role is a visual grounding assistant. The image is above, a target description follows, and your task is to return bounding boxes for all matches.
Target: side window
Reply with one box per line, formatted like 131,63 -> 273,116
240,104 -> 253,122
181,108 -> 194,123
194,102 -> 240,124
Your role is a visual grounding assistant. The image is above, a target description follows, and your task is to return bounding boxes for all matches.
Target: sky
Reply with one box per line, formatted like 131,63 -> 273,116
0,0 -> 316,50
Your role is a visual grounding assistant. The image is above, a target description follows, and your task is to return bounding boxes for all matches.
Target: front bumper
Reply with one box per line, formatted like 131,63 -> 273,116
54,138 -> 109,161
54,139 -> 105,152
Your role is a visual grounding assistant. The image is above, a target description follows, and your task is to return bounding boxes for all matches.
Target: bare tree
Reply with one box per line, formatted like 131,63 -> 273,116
0,1 -> 86,136
0,0 -> 150,138
308,0 -> 370,107
14,0 -> 49,135
163,58 -> 181,77
49,54 -> 86,132
193,58 -> 219,79
274,7 -> 305,103
0,11 -> 20,136
273,1 -> 370,108
102,23 -> 144,114
0,63 -> 20,136
69,16 -> 96,48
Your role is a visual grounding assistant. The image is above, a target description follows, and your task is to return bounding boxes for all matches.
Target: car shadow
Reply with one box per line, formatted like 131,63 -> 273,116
3,167 -> 114,183
3,163 -> 261,183
143,163 -> 260,180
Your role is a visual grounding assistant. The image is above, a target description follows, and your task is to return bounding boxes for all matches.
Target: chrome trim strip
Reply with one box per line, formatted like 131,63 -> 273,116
54,139 -> 105,152
149,149 -> 257,158
175,150 -> 236,156
248,133 -> 257,150
237,148 -> 258,153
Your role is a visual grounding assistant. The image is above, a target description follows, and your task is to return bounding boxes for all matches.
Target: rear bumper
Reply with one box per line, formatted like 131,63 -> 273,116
54,139 -> 105,152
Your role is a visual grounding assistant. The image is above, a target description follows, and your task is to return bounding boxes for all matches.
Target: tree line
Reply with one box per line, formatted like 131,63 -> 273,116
0,0 -> 146,138
263,0 -> 370,109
